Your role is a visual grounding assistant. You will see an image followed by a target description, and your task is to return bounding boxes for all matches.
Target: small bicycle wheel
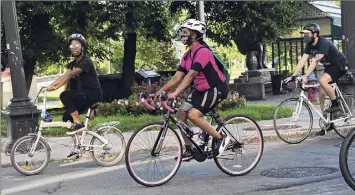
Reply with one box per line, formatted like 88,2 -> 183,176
10,135 -> 51,176
89,126 -> 126,167
339,127 -> 355,190
125,122 -> 182,187
333,94 -> 355,138
213,115 -> 264,176
273,98 -> 313,144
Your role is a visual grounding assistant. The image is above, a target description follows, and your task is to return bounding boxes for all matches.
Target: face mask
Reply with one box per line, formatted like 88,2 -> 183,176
181,36 -> 193,45
303,34 -> 314,44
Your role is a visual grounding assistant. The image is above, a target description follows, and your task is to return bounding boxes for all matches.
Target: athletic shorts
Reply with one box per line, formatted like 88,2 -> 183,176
324,65 -> 345,83
180,81 -> 229,115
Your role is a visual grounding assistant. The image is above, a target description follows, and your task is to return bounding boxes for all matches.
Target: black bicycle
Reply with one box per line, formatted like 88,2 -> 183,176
125,92 -> 264,187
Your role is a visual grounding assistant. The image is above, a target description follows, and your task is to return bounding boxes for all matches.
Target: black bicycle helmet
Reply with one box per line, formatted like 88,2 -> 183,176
68,33 -> 86,46
301,23 -> 320,35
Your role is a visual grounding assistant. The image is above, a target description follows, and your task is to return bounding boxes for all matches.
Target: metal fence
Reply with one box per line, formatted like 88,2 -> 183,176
271,36 -> 343,75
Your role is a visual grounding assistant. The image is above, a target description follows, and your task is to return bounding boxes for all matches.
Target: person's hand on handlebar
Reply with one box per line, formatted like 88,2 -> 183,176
47,85 -> 56,91
284,76 -> 295,84
167,91 -> 178,100
301,75 -> 308,83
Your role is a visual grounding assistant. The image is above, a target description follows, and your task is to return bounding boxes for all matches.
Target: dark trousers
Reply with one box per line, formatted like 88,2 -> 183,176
60,90 -> 102,122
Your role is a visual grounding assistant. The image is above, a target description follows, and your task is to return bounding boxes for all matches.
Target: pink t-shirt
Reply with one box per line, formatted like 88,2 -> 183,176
177,43 -> 226,92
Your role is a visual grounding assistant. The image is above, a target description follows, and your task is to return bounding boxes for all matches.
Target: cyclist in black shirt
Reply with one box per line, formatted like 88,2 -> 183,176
285,23 -> 350,135
47,33 -> 103,131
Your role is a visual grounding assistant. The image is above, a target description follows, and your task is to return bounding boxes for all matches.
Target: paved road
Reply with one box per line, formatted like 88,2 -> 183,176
1,133 -> 354,195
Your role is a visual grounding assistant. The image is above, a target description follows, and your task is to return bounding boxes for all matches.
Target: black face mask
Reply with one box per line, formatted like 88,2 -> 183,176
181,35 -> 193,46
304,34 -> 315,44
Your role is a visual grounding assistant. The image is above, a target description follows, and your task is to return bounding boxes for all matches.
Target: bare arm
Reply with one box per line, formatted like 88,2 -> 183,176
174,70 -> 199,95
49,70 -> 71,87
305,54 -> 324,76
291,53 -> 310,76
49,68 -> 83,90
158,71 -> 185,93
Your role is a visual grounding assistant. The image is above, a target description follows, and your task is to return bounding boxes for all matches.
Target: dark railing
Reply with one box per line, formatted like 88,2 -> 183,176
271,36 -> 342,75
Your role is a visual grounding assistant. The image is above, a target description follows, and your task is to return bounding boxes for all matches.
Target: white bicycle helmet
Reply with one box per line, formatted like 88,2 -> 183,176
68,33 -> 86,46
179,19 -> 206,34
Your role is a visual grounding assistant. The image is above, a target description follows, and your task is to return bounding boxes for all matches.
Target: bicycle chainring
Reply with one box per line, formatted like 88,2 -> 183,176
194,150 -> 207,162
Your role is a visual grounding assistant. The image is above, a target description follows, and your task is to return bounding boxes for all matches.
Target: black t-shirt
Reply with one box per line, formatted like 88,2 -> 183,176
304,37 -> 347,66
67,55 -> 102,94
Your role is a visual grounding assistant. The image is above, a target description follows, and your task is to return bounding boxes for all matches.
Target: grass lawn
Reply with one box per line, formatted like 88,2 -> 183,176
1,104 -> 289,137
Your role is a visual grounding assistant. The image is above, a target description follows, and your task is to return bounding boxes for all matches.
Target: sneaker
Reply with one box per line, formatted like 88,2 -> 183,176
175,147 -> 195,162
325,105 -> 341,113
71,122 -> 85,131
66,152 -> 79,160
316,130 -> 326,136
213,135 -> 231,157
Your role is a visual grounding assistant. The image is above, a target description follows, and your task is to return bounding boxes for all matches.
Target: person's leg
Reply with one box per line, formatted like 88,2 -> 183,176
320,69 -> 341,113
319,87 -> 327,114
60,90 -> 86,130
189,83 -> 230,157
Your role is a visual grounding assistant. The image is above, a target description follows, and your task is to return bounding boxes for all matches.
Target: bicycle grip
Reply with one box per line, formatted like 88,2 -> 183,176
162,101 -> 174,113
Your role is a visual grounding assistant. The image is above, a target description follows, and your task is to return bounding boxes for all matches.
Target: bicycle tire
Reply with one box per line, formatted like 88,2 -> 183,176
10,135 -> 51,176
125,122 -> 182,187
339,127 -> 355,190
333,94 -> 355,138
89,126 -> 126,167
213,114 -> 264,176
273,98 -> 313,144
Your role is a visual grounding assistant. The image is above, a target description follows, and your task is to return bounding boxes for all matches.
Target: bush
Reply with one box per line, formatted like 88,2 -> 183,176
98,78 -> 247,116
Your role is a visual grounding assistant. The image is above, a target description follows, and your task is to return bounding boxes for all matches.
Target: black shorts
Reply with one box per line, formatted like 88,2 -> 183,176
184,81 -> 229,114
324,65 -> 345,83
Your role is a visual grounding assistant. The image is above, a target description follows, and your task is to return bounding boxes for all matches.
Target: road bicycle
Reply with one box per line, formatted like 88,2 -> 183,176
273,75 -> 355,144
125,92 -> 264,187
339,127 -> 355,191
10,87 -> 126,176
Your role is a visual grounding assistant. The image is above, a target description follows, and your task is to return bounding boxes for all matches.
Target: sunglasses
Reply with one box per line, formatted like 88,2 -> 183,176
69,44 -> 81,49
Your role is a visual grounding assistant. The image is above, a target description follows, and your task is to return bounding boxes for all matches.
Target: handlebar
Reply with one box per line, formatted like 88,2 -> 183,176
289,75 -> 320,91
139,92 -> 177,113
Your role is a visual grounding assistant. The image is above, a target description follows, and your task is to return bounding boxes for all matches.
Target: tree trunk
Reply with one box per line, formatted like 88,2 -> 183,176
122,3 -> 137,98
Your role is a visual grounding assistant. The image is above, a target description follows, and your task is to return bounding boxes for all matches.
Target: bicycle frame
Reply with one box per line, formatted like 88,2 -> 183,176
295,82 -> 353,124
150,110 -> 232,157
29,88 -> 109,154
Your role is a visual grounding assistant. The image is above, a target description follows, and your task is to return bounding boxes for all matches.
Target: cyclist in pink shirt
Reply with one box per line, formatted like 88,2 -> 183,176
156,19 -> 230,161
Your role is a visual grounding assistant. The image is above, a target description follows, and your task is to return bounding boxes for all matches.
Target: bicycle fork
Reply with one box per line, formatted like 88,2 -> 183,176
151,121 -> 169,156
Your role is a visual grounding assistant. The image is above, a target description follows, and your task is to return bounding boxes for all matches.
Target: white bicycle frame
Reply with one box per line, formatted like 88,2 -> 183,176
29,88 -> 110,154
293,78 -> 354,125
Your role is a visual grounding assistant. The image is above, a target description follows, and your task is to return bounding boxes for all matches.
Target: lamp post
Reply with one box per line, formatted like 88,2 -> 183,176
1,1 -> 40,153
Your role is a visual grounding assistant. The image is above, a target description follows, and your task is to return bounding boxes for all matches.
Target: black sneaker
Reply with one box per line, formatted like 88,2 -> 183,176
71,122 -> 85,131
175,147 -> 195,162
325,105 -> 341,113
316,130 -> 326,136
213,135 -> 231,157
66,152 -> 79,160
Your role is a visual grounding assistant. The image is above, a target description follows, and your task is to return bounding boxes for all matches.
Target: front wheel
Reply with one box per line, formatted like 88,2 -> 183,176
10,135 -> 51,176
213,115 -> 264,176
273,98 -> 313,144
125,122 -> 183,187
339,127 -> 355,190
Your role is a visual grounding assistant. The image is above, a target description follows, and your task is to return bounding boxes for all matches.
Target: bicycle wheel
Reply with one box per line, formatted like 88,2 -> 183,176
125,122 -> 182,187
339,127 -> 355,190
333,94 -> 355,138
10,135 -> 51,176
213,115 -> 264,176
273,98 -> 313,144
89,126 -> 126,167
